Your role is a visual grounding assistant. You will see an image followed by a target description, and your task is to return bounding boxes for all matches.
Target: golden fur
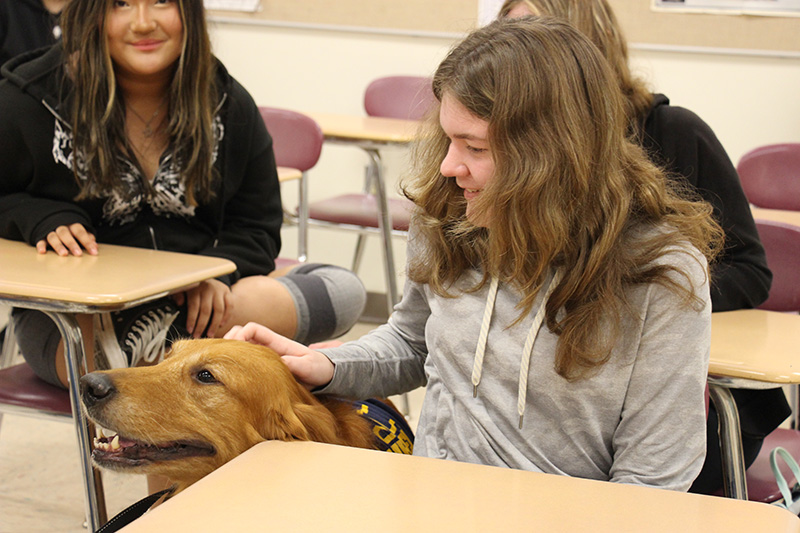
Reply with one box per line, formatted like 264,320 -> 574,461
80,339 -> 377,491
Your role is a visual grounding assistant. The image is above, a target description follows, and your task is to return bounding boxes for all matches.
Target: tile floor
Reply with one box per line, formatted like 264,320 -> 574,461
0,308 -> 424,532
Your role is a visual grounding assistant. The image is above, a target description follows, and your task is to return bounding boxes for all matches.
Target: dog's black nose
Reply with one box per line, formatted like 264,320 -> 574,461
80,373 -> 117,408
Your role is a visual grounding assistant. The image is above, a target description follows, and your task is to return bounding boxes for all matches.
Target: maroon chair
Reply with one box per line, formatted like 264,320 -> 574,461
305,76 -> 435,317
0,325 -> 72,419
363,76 -> 436,121
258,106 -> 325,264
737,143 -> 800,211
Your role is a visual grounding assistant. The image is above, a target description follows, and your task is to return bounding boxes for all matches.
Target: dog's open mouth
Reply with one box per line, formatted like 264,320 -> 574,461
92,432 -> 215,467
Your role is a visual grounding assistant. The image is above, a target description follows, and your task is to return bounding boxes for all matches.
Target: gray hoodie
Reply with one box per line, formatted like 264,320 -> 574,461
320,226 -> 710,491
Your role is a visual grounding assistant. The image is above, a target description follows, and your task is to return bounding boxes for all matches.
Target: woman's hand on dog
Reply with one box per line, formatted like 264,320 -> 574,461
224,322 -> 335,390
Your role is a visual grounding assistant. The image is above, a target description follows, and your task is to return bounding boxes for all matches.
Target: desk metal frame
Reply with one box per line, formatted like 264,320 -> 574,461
0,294 -> 180,530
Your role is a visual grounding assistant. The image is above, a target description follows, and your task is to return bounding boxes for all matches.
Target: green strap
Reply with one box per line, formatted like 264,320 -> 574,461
770,447 -> 800,508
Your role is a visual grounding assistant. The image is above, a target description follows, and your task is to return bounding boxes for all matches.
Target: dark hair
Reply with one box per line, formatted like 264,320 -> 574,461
60,0 -> 218,204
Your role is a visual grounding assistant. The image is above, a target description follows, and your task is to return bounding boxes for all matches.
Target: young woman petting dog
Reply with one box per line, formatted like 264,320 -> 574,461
0,0 -> 366,388
499,0 -> 788,496
227,17 -> 723,491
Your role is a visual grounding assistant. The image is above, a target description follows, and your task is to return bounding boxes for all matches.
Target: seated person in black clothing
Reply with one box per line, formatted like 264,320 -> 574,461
0,0 -> 67,69
0,0 -> 367,388
499,0 -> 788,494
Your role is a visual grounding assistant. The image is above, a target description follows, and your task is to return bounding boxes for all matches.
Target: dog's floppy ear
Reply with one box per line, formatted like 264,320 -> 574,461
256,400 -> 341,444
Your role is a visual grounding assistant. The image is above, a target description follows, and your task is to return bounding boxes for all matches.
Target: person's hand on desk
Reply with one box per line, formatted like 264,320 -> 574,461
224,322 -> 335,390
36,223 -> 98,256
174,278 -> 233,339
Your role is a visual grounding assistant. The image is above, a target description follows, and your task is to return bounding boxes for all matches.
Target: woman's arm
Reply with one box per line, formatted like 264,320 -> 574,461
0,83 -> 96,247
609,248 -> 711,490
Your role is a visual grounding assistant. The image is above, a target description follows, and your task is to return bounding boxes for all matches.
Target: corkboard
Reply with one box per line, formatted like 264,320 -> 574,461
207,0 -> 479,35
609,0 -> 799,53
207,0 -> 800,53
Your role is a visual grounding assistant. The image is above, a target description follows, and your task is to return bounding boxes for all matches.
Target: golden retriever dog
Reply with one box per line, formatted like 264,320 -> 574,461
80,338 -> 404,492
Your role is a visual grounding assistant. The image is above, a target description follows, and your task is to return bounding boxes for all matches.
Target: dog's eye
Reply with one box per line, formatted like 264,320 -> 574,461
195,369 -> 218,384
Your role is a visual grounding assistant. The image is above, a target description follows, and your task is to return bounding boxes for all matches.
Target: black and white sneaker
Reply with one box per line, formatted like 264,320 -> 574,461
95,299 -> 188,368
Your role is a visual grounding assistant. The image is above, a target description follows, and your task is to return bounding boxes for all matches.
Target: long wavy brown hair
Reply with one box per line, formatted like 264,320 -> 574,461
60,0 -> 217,205
403,17 -> 721,380
499,0 -> 653,132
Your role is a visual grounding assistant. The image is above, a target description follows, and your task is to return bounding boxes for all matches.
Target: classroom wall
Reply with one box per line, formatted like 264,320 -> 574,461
207,20 -> 800,295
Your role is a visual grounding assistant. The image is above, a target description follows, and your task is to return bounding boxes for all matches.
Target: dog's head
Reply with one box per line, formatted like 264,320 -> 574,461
80,338 -> 338,489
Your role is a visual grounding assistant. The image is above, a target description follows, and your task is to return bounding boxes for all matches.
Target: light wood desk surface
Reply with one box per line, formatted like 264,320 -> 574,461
0,237 -> 236,530
710,309 -> 800,384
120,440 -> 800,533
751,206 -> 800,227
0,238 -> 236,311
306,111 -> 419,145
277,166 -> 302,182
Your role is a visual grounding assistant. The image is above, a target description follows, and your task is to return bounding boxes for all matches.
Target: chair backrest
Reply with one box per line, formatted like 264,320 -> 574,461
755,219 -> 800,312
258,107 -> 324,172
737,143 -> 800,211
364,76 -> 436,120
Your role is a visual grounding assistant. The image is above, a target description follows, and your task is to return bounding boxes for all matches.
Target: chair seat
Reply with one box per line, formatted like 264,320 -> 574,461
307,194 -> 412,231
274,257 -> 301,270
0,363 -> 72,416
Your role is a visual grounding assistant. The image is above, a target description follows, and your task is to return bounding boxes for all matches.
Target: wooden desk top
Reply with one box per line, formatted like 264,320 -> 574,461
306,111 -> 419,145
0,238 -> 235,311
710,309 -> 800,384
277,166 -> 302,182
752,206 -> 800,227
120,441 -> 800,533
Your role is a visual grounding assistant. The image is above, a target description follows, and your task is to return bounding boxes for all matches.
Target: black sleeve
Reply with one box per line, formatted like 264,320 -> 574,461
196,80 -> 282,285
642,103 -> 772,311
0,81 -> 95,245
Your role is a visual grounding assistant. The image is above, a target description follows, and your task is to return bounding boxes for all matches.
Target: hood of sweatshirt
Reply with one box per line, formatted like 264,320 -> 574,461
1,44 -> 67,118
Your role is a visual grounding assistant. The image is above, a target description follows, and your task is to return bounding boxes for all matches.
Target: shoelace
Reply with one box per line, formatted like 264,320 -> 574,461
125,308 -> 180,366
471,270 -> 562,429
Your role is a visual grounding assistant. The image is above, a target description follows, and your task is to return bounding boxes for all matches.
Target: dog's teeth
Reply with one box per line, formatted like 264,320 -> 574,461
111,435 -> 120,451
93,437 -> 99,447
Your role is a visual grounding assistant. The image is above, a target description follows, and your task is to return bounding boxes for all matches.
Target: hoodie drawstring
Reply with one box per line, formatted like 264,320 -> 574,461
471,276 -> 499,397
471,271 -> 562,429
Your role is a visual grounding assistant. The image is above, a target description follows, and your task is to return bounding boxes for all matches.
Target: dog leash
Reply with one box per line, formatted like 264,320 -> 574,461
95,486 -> 176,533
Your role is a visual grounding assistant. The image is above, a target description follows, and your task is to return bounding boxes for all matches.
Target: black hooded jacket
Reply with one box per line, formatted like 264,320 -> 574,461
642,93 -> 771,313
0,44 -> 282,286
0,0 -> 62,70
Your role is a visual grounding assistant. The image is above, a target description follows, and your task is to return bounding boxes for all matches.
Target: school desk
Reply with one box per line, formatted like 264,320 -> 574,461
751,206 -> 800,227
709,309 -> 800,500
277,166 -> 302,182
0,238 -> 235,531
118,440 -> 800,532
304,112 -> 419,311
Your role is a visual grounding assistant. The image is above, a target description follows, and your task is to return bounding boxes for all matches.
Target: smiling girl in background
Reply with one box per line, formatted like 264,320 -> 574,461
0,0 -> 366,388
227,17 -> 722,490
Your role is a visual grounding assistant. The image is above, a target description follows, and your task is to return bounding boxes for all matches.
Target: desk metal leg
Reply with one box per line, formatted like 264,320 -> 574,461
365,149 -> 409,415
366,148 -> 399,318
708,383 -> 748,500
46,312 -> 107,530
